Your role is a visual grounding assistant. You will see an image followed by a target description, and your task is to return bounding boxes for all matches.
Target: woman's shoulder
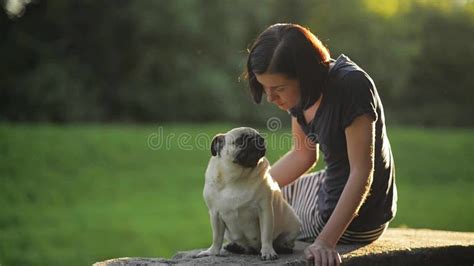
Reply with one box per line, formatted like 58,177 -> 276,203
326,70 -> 374,104
330,69 -> 371,87
327,55 -> 376,99
328,55 -> 373,87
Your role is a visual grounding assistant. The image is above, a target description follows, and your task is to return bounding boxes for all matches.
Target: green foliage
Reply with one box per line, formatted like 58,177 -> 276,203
404,7 -> 474,126
0,1 -> 473,126
0,123 -> 473,265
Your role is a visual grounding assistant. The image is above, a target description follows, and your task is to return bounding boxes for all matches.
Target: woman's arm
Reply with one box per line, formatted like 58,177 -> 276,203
270,117 -> 318,187
305,113 -> 375,265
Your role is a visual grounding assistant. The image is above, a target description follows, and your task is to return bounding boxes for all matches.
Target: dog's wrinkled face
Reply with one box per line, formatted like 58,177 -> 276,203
211,127 -> 266,168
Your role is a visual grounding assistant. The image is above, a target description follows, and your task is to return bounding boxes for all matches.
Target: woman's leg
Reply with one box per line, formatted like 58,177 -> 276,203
281,170 -> 326,241
338,223 -> 389,244
282,170 -> 389,244
314,213 -> 389,244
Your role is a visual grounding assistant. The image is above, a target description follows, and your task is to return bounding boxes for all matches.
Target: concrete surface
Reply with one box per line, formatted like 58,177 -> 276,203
93,228 -> 474,265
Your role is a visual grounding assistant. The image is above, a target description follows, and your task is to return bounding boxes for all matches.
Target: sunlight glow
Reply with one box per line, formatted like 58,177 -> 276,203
267,175 -> 281,192
4,0 -> 31,18
363,0 -> 473,17
363,0 -> 410,18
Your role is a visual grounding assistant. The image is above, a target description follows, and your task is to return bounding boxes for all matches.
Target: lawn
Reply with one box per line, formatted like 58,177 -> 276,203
0,123 -> 473,266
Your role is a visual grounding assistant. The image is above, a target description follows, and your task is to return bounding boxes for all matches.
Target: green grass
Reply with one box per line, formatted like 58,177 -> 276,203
0,123 -> 473,266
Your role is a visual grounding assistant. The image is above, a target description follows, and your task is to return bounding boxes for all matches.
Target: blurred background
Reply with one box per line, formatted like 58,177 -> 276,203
0,0 -> 473,265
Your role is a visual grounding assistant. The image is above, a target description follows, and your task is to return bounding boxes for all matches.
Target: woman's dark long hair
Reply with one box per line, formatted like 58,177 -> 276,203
244,23 -> 331,111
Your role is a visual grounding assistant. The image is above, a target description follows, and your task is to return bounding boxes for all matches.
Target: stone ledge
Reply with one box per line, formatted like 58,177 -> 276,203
93,228 -> 474,265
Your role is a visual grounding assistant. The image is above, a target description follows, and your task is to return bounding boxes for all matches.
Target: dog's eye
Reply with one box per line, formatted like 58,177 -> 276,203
234,134 -> 256,149
233,137 -> 245,147
233,140 -> 243,147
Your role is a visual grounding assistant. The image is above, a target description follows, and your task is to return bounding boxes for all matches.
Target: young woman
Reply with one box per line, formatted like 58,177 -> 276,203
244,23 -> 397,266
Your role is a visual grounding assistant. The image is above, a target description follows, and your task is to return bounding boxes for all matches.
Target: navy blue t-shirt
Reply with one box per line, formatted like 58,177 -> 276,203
289,54 -> 397,231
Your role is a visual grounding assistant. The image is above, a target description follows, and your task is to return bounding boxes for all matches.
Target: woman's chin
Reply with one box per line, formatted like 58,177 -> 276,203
274,102 -> 284,109
277,103 -> 293,111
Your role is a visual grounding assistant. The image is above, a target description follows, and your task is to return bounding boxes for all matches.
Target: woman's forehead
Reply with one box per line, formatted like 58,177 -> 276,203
255,73 -> 295,87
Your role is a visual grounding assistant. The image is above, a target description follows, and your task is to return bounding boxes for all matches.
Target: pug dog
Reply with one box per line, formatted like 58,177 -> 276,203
195,127 -> 301,260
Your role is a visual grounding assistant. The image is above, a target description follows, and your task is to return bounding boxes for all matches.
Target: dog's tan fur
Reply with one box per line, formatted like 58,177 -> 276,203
195,127 -> 301,260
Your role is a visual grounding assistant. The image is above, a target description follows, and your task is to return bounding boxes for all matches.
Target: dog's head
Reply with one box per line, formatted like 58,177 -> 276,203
211,127 -> 266,168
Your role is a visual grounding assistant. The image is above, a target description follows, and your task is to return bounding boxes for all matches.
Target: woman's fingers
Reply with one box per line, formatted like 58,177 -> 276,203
327,250 -> 335,266
334,250 -> 342,266
305,246 -> 321,265
305,243 -> 342,266
319,249 -> 328,266
312,250 -> 322,266
304,247 -> 313,259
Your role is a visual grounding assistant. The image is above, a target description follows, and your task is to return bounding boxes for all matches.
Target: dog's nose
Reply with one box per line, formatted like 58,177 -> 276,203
255,134 -> 265,151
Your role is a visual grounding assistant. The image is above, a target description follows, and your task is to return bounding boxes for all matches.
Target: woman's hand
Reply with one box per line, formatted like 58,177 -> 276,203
304,238 -> 341,266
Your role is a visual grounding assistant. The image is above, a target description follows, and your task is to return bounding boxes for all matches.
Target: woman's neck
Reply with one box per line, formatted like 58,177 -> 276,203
303,95 -> 323,124
328,61 -> 335,73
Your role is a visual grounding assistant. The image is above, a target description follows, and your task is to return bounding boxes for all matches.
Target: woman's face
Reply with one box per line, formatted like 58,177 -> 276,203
255,72 -> 301,111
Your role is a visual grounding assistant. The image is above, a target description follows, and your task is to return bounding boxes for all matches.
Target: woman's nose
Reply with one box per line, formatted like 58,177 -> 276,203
266,91 -> 277,103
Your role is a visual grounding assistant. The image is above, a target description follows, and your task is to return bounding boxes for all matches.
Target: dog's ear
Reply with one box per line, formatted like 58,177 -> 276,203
211,134 -> 225,156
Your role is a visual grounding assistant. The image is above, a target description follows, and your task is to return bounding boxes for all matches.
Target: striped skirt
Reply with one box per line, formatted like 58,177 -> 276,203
281,170 -> 388,244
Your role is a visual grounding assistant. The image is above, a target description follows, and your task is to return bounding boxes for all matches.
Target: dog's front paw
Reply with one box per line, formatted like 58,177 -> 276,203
194,247 -> 220,258
260,247 -> 278,260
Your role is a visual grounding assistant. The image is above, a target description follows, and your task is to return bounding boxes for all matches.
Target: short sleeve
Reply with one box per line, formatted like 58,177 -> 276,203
341,71 -> 378,128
